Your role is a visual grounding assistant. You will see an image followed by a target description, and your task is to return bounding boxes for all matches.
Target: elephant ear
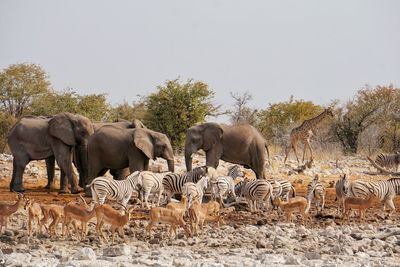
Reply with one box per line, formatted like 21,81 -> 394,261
133,129 -> 154,159
203,124 -> 223,151
132,119 -> 147,129
48,113 -> 76,146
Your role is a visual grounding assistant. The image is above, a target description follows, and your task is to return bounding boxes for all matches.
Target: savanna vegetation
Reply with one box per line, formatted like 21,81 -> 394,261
1,63 -> 399,154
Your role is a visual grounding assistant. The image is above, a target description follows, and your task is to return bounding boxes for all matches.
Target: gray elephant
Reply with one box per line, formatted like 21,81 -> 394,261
8,113 -> 94,193
86,126 -> 175,193
185,123 -> 270,179
75,118 -> 148,185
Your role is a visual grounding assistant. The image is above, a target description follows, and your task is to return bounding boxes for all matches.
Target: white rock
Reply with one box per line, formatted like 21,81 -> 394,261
73,247 -> 97,261
103,244 -> 131,257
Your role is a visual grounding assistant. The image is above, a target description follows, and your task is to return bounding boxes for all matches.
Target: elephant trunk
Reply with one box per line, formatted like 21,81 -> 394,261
74,145 -> 88,187
167,159 -> 175,173
185,150 -> 193,171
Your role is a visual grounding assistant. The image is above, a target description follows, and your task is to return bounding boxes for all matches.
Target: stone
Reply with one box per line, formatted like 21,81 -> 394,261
371,238 -> 386,247
305,251 -> 321,260
102,244 -> 131,257
284,255 -> 301,265
256,240 -> 267,249
355,252 -> 370,258
149,238 -> 161,244
172,258 -> 192,267
73,247 -> 97,261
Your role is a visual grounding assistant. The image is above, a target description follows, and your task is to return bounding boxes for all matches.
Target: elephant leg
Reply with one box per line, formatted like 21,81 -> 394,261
52,141 -> 82,194
10,156 -> 29,192
45,156 -> 56,189
205,150 -> 221,169
59,170 -> 69,194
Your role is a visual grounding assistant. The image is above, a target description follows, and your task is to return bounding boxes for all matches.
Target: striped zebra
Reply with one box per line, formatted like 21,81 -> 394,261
305,175 -> 325,214
375,152 -> 400,172
268,178 -> 296,201
182,176 -> 209,206
136,171 -> 164,209
210,165 -> 244,204
335,174 -> 349,215
348,178 -> 400,214
162,166 -> 208,202
241,179 -> 273,212
87,171 -> 140,208
267,179 -> 282,200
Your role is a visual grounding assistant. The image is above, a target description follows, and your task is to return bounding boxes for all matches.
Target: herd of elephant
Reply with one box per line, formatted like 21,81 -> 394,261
7,112 -> 271,196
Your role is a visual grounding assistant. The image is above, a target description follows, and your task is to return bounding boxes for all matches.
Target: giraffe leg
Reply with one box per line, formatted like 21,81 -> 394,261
284,144 -> 292,164
305,139 -> 313,162
292,143 -> 300,165
302,142 -> 307,163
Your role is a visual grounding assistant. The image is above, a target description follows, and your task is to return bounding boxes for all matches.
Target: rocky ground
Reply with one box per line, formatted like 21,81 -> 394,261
0,153 -> 400,267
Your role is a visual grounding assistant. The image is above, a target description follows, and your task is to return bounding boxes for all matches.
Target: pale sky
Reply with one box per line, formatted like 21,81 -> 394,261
1,0 -> 399,116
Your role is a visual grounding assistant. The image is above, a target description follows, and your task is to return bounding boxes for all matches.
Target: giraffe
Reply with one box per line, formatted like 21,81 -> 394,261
284,108 -> 334,164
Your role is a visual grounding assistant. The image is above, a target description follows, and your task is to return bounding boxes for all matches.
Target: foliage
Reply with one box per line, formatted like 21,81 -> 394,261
108,100 -> 147,122
256,97 -> 324,145
145,79 -> 218,150
228,91 -> 258,125
332,85 -> 399,153
0,112 -> 17,153
30,89 -> 109,121
0,63 -> 50,117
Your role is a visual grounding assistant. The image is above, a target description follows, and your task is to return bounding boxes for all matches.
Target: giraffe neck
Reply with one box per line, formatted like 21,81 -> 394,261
301,110 -> 329,130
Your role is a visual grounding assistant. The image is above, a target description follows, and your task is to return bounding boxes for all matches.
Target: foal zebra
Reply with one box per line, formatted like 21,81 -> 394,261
87,171 -> 140,208
211,165 -> 244,204
241,179 -> 273,212
374,152 -> 400,172
182,176 -> 209,206
305,175 -> 325,214
335,174 -> 349,214
348,178 -> 400,215
162,166 -> 208,203
136,171 -> 164,209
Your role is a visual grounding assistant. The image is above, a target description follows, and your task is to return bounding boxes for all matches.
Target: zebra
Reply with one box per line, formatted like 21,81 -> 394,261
136,171 -> 164,209
210,165 -> 244,204
374,152 -> 400,172
268,178 -> 296,201
241,179 -> 273,212
162,166 -> 208,203
305,175 -> 326,214
182,176 -> 209,206
87,171 -> 140,208
335,174 -> 349,215
267,179 -> 283,201
348,178 -> 400,215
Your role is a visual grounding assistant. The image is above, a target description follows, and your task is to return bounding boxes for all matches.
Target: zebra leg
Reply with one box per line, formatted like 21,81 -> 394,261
144,190 -> 151,209
386,198 -> 396,216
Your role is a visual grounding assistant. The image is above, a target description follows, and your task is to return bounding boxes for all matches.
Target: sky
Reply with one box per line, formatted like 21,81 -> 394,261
1,0 -> 399,118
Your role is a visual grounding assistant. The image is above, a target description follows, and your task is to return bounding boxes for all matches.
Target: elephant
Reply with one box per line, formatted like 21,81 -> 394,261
185,122 -> 270,179
74,118 -> 148,185
86,126 -> 175,194
7,113 -> 94,193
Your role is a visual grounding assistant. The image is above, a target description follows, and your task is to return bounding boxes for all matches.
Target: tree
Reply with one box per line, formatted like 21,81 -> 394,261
0,63 -> 50,117
0,112 -> 17,153
332,85 -> 399,153
108,100 -> 147,122
145,79 -> 218,150
256,97 -> 323,145
229,91 -> 258,125
30,89 -> 109,121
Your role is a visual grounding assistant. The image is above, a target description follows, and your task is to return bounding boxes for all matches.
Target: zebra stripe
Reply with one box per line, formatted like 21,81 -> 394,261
375,152 -> 400,172
137,171 -> 164,208
348,178 -> 400,214
182,176 -> 209,205
305,175 -> 325,214
162,166 -> 208,202
88,171 -> 140,208
335,174 -> 349,214
211,165 -> 244,204
242,179 -> 273,212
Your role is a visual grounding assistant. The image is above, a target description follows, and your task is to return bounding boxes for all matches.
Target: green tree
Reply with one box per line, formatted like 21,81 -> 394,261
256,97 -> 323,145
77,93 -> 109,121
145,79 -> 218,150
0,63 -> 50,117
0,112 -> 17,153
108,100 -> 147,122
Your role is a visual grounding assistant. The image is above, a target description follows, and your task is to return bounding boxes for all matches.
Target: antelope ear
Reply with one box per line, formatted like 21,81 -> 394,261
133,129 -> 154,159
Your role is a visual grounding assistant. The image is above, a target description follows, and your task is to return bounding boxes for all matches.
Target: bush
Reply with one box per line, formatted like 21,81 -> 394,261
0,112 -> 17,153
145,79 -> 218,151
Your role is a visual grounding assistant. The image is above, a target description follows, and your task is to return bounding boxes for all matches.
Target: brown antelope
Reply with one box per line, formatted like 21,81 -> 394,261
146,207 -> 190,239
274,196 -> 308,223
0,193 -> 26,234
94,204 -> 133,244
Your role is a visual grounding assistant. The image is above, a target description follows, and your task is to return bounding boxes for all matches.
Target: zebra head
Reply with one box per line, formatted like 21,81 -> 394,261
126,171 -> 141,190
